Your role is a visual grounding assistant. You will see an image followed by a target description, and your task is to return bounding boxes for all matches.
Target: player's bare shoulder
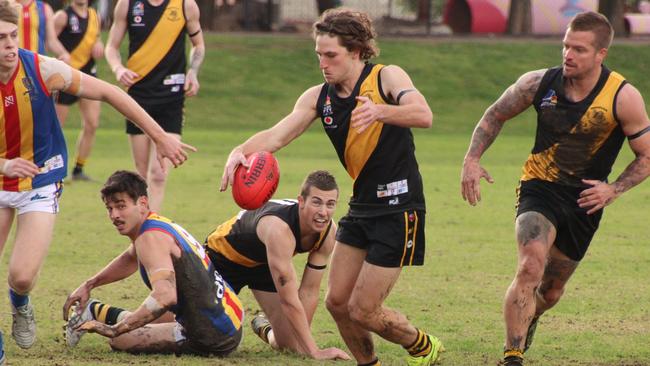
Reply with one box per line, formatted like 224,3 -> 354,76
514,69 -> 547,104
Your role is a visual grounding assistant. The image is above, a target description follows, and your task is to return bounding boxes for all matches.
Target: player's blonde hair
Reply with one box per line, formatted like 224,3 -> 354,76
313,8 -> 379,61
0,0 -> 18,25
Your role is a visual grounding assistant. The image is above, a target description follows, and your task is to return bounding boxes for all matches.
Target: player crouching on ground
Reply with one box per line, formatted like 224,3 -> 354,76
62,170 -> 243,355
205,170 -> 350,360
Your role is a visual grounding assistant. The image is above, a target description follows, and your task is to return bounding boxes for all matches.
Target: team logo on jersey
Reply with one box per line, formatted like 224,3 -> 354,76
69,14 -> 80,33
166,7 -> 181,21
540,89 -> 557,109
322,96 -> 333,116
133,1 -> 144,16
22,76 -> 37,100
4,95 -> 14,107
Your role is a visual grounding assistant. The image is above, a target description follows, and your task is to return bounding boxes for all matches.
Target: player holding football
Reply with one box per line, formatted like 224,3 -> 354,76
460,12 -> 650,366
206,170 -> 349,360
63,170 -> 243,355
221,8 -> 441,366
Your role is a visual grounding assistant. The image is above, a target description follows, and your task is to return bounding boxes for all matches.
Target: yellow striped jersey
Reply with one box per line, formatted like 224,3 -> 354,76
316,63 -> 426,217
18,0 -> 47,54
58,6 -> 99,72
523,66 -> 627,187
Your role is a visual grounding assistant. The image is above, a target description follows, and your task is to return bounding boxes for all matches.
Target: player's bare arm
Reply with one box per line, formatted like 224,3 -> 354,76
105,0 -> 138,87
461,69 -> 546,206
79,232 -> 178,337
63,246 -> 138,320
52,9 -> 67,36
351,65 -> 431,133
220,85 -> 321,191
183,0 -> 204,97
259,217 -> 348,360
44,3 -> 70,62
578,83 -> 650,214
299,222 -> 336,324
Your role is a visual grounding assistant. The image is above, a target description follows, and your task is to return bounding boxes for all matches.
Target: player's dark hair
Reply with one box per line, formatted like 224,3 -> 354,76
300,170 -> 338,198
101,170 -> 148,203
569,11 -> 613,50
0,0 -> 18,25
313,8 -> 379,61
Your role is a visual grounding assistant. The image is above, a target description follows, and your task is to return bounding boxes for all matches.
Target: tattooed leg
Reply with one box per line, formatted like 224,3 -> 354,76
504,212 -> 556,350
535,246 -> 579,316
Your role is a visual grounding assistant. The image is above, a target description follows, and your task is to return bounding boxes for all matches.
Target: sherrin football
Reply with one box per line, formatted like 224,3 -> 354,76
232,151 -> 280,210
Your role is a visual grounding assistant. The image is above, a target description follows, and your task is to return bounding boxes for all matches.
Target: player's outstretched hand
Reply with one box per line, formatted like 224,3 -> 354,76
1,158 -> 39,178
313,347 -> 351,361
577,179 -> 618,214
461,158 -> 494,206
220,149 -> 249,192
63,283 -> 92,321
154,134 -> 197,172
77,320 -> 117,338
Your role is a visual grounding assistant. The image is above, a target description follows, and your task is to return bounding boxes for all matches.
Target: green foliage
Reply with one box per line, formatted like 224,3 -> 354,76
2,33 -> 649,365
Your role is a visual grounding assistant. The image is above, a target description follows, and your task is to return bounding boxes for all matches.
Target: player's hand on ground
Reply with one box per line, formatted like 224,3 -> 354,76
114,66 -> 139,87
578,179 -> 618,214
351,96 -> 381,133
461,158 -> 494,205
62,283 -> 92,320
0,158 -> 39,178
220,149 -> 249,192
77,320 -> 117,338
155,134 -> 197,171
184,70 -> 200,97
312,347 -> 351,360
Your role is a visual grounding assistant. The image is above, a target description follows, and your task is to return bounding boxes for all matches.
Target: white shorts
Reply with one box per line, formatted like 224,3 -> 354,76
0,182 -> 63,215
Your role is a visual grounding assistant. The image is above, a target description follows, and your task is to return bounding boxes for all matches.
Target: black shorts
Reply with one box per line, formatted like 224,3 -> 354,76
56,66 -> 97,105
516,179 -> 603,261
336,209 -> 426,268
178,324 -> 242,356
205,246 -> 276,293
126,98 -> 184,135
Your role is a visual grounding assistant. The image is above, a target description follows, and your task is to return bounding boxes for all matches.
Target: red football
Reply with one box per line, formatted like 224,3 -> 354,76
232,151 -> 280,210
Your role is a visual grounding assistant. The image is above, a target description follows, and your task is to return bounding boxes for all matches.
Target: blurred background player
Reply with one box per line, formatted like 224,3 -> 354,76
0,0 -> 193,361
63,170 -> 243,355
17,0 -> 69,60
220,8 -> 442,366
53,0 -> 103,181
105,0 -> 205,211
205,170 -> 349,361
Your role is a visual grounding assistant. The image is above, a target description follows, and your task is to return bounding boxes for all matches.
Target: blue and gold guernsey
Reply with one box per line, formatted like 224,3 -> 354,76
126,0 -> 186,104
138,213 -> 243,339
525,66 -> 627,187
0,49 -> 67,191
316,63 -> 425,217
18,0 -> 47,54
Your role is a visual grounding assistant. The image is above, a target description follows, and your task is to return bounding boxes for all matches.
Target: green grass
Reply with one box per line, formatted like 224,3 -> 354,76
2,33 -> 650,365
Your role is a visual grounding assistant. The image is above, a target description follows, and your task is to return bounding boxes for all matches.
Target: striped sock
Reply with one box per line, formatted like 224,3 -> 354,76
405,328 -> 432,357
90,301 -> 126,325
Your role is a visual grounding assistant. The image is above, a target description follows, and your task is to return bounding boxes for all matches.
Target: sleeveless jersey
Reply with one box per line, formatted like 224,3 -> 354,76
523,66 -> 627,187
316,63 -> 426,217
205,199 -> 332,268
0,49 -> 67,191
138,213 -> 243,336
18,0 -> 47,54
58,6 -> 99,72
126,0 -> 186,104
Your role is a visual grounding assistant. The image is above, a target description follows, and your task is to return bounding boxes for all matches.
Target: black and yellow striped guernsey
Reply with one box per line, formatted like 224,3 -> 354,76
316,63 -> 426,217
524,66 -> 627,187
58,6 -> 99,72
126,0 -> 186,103
205,200 -> 332,268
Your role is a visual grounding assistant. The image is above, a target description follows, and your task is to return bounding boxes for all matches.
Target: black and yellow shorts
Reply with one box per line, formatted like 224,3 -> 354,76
205,246 -> 277,293
336,210 -> 426,268
516,179 -> 603,261
126,98 -> 184,135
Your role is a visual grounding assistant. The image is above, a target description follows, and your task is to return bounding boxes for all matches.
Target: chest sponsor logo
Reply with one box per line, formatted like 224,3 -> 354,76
131,1 -> 145,26
69,14 -> 81,33
22,76 -> 37,101
322,96 -> 337,128
377,179 -> 408,198
540,89 -> 557,109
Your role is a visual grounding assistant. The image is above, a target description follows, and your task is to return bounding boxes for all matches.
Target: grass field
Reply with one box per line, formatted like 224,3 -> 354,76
1,33 -> 650,365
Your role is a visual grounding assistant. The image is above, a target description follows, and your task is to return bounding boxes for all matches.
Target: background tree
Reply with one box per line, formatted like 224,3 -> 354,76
599,0 -> 626,36
507,0 -> 531,35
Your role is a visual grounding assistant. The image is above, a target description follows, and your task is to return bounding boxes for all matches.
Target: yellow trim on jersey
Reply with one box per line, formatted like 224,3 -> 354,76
206,216 -> 263,268
409,211 -> 418,265
70,8 -> 99,70
15,63 -> 35,191
126,0 -> 185,84
310,220 -> 332,253
399,211 -> 409,266
222,286 -> 243,330
344,64 -> 385,179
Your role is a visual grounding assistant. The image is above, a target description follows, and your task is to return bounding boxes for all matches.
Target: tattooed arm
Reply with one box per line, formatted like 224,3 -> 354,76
578,83 -> 650,214
461,69 -> 546,206
183,0 -> 205,97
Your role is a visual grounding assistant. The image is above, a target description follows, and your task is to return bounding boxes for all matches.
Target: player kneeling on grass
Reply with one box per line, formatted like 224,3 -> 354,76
205,170 -> 350,361
62,170 -> 243,355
